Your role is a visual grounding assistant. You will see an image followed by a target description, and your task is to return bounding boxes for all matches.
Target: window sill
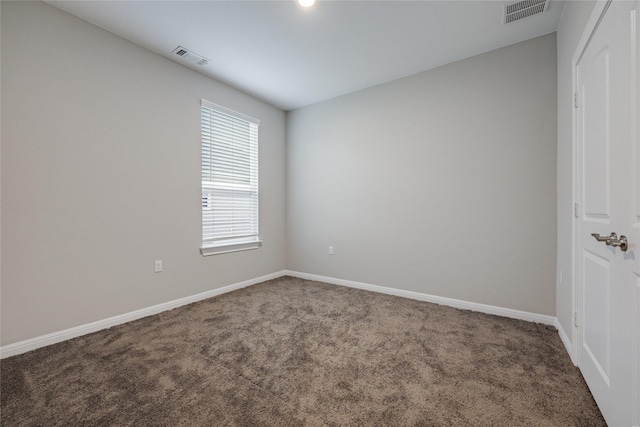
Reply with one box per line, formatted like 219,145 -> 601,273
200,240 -> 262,256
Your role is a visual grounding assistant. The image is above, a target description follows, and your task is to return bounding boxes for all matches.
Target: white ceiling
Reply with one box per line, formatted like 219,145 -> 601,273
47,0 -> 565,111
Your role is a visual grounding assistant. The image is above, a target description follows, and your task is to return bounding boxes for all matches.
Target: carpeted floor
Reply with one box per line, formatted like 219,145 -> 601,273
1,276 -> 604,426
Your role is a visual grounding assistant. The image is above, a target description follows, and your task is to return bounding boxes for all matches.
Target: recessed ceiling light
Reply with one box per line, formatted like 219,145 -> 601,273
298,0 -> 315,7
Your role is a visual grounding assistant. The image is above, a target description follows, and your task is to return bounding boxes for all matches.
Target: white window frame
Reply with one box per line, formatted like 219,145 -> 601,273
200,99 -> 261,256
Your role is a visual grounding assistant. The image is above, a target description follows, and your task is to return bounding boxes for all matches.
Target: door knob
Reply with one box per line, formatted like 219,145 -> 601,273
591,232 -> 628,252
607,235 -> 628,251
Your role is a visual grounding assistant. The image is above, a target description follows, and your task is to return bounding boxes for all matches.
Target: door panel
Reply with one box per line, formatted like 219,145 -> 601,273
582,250 -> 610,384
576,1 -> 638,426
583,47 -> 610,218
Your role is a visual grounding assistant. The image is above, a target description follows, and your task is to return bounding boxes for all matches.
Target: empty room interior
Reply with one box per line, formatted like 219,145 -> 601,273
1,0 -> 639,425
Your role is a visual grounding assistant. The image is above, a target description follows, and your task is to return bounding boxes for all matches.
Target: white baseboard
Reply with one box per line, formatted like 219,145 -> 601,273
285,270 -> 557,326
1,269 -> 560,359
555,318 -> 576,365
0,270 -> 287,359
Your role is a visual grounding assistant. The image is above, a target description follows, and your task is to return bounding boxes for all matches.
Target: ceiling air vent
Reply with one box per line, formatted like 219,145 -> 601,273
504,0 -> 548,24
171,46 -> 209,66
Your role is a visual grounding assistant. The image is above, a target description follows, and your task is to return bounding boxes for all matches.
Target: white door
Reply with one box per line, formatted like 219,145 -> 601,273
576,1 -> 640,426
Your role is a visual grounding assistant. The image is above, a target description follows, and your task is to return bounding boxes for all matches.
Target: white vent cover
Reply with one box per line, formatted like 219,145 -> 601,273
504,0 -> 548,24
171,46 -> 209,66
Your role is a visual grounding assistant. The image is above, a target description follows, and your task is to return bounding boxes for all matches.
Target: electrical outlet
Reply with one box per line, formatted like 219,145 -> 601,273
155,260 -> 163,273
329,246 -> 334,255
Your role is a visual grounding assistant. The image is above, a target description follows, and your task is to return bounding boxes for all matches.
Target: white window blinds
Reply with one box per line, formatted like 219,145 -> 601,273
201,100 -> 260,254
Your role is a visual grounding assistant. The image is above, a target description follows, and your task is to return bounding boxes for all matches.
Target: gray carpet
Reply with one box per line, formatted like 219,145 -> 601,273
1,276 -> 604,426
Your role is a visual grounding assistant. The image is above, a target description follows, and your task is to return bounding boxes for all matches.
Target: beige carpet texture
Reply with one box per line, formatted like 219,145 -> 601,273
1,276 -> 604,426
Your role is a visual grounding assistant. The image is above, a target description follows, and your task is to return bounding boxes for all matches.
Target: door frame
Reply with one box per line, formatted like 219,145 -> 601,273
570,0 -> 611,365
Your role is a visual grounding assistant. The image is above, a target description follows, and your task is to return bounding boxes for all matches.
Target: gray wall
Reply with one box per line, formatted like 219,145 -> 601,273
287,34 -> 558,316
1,1 -> 286,345
555,1 -> 596,344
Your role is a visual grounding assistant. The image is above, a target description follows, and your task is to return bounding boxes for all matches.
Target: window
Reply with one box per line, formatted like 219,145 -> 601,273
200,99 -> 260,256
